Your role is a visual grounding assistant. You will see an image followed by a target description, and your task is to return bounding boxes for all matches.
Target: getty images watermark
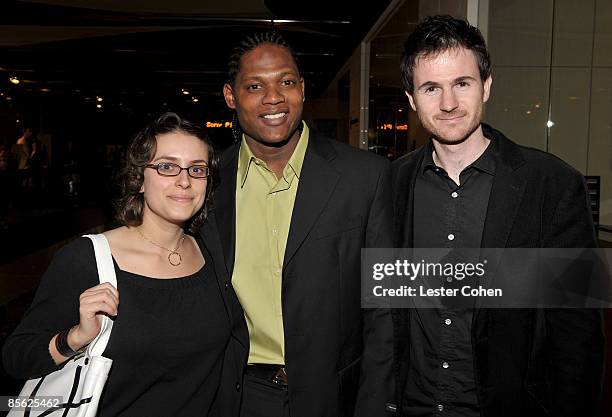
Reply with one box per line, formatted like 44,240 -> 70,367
372,258 -> 493,298
361,248 -> 612,309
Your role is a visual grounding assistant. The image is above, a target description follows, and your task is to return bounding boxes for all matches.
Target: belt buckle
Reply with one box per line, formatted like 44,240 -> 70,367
272,367 -> 288,386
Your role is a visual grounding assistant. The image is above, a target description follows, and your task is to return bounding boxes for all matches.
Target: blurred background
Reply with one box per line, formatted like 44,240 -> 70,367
0,0 -> 611,414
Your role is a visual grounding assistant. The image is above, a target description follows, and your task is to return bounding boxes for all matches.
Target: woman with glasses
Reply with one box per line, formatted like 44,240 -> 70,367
3,112 -> 246,417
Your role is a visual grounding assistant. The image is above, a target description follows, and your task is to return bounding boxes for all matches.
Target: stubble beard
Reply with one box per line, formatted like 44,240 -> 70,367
427,109 -> 482,146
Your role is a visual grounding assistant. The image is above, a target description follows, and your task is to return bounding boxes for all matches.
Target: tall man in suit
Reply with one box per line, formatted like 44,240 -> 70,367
206,31 -> 394,417
392,15 -> 604,417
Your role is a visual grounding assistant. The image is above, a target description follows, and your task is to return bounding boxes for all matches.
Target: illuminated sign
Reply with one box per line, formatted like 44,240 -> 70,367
205,121 -> 233,128
377,123 -> 408,131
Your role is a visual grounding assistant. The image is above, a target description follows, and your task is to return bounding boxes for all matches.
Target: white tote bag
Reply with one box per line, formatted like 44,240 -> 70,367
8,234 -> 116,417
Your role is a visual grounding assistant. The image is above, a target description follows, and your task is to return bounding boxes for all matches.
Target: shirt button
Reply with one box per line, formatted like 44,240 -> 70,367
235,382 -> 241,391
451,191 -> 458,198
224,282 -> 229,290
442,361 -> 449,369
447,234 -> 455,241
272,228 -> 278,235
438,404 -> 444,412
445,318 -> 452,325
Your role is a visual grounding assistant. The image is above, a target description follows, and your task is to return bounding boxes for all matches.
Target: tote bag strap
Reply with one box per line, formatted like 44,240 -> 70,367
82,234 -> 117,357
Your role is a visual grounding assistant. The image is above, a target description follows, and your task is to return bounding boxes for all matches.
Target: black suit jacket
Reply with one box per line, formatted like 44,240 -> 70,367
204,130 -> 395,417
200,214 -> 248,417
391,124 -> 605,417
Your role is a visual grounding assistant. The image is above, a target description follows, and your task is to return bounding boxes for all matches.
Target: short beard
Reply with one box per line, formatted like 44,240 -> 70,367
432,121 -> 480,146
429,103 -> 483,146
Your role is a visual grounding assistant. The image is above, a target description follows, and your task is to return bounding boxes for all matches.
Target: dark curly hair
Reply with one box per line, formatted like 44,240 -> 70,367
400,15 -> 491,93
114,112 -> 219,234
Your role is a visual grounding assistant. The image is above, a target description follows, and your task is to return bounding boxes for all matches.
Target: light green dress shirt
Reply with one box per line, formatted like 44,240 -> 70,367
232,123 -> 309,365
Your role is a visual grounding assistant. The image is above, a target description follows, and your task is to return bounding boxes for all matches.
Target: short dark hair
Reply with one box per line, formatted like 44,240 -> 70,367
114,112 -> 218,234
227,30 -> 300,86
400,15 -> 491,93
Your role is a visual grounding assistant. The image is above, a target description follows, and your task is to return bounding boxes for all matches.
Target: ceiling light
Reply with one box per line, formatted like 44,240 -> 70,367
9,76 -> 19,85
96,104 -> 102,109
181,89 -> 190,95
96,96 -> 103,102
192,97 -> 199,103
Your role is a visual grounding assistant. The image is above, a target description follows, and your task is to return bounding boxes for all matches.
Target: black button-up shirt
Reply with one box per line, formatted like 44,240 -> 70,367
403,138 -> 496,417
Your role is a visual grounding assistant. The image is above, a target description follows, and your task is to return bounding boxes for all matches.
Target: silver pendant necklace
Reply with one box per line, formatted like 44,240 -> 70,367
136,228 -> 185,266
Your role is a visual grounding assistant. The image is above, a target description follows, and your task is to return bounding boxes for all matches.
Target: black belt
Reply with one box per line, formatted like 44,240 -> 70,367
246,364 -> 288,386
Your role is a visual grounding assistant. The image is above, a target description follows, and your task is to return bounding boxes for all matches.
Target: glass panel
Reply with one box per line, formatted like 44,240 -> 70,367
549,67 -> 591,173
484,67 -> 549,150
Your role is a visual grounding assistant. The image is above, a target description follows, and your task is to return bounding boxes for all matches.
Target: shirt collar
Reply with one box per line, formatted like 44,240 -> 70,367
421,128 -> 497,176
421,139 -> 437,175
470,136 -> 496,175
238,121 -> 309,188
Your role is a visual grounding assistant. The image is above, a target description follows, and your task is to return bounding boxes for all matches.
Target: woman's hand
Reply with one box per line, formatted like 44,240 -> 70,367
69,282 -> 119,350
49,282 -> 119,364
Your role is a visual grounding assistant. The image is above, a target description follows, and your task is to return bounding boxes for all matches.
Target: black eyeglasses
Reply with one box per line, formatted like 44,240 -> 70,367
144,162 -> 209,179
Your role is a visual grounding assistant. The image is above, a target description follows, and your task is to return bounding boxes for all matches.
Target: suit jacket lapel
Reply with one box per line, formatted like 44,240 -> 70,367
393,149 -> 424,247
472,166 -> 527,313
474,125 -> 528,318
480,168 -> 527,248
214,144 -> 239,277
283,133 -> 340,271
480,126 -> 528,249
201,209 -> 250,351
197,222 -> 231,315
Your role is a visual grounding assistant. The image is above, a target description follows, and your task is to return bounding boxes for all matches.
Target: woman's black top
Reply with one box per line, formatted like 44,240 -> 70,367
2,237 -> 231,417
